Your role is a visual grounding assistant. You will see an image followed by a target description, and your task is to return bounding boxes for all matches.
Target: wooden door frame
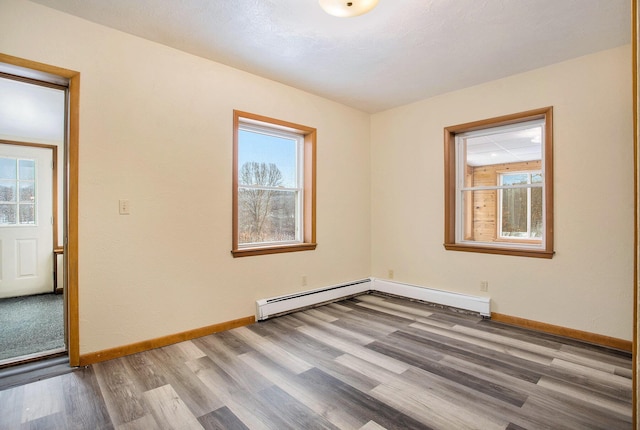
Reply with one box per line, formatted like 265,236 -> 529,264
0,53 -> 80,366
633,0 -> 639,427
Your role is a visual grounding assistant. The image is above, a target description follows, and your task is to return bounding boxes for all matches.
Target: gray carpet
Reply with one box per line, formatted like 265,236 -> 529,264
0,293 -> 65,361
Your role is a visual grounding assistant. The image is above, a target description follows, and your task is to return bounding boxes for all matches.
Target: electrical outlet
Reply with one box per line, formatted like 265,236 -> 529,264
301,275 -> 307,286
119,199 -> 130,215
388,269 -> 394,279
480,281 -> 488,292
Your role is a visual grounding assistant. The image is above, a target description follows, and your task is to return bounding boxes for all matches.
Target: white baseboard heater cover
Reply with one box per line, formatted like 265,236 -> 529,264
256,279 -> 371,321
256,277 -> 490,321
371,278 -> 491,317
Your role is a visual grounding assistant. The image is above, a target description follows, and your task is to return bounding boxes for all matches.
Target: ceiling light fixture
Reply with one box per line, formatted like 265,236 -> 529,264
318,0 -> 379,18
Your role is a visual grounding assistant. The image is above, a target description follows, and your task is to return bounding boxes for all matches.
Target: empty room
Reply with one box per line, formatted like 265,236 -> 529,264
0,0 -> 638,429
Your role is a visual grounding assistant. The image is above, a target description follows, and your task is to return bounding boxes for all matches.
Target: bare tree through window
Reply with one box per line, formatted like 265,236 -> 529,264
238,161 -> 295,243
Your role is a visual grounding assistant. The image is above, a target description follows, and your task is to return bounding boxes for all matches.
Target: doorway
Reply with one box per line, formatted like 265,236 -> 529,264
0,66 -> 69,366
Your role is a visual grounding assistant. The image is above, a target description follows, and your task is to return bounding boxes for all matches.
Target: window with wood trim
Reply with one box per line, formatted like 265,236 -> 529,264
232,111 -> 316,257
444,107 -> 554,258
0,157 -> 37,225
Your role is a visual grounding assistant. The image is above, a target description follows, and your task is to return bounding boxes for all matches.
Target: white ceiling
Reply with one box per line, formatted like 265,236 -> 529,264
465,123 -> 542,167
0,77 -> 66,144
29,0 -> 631,113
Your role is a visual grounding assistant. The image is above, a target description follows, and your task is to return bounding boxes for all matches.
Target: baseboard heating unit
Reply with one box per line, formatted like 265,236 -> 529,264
371,278 -> 491,317
256,279 -> 371,321
256,278 -> 491,321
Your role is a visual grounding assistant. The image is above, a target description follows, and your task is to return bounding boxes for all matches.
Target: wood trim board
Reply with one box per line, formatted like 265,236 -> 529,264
78,316 -> 255,366
492,312 -> 632,352
632,0 -> 639,426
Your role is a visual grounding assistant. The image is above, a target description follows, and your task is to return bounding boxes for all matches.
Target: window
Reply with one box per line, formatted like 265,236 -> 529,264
232,111 -> 316,257
444,107 -> 553,258
498,171 -> 542,239
0,157 -> 37,225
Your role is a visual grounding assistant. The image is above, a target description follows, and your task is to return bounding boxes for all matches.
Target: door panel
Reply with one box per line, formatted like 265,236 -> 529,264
17,238 -> 38,277
0,144 -> 53,298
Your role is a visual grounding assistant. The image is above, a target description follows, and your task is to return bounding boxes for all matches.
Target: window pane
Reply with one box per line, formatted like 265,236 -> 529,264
461,189 -> 497,242
238,129 -> 297,188
0,158 -> 16,179
531,187 -> 543,237
19,182 -> 35,202
238,161 -> 285,188
464,125 -> 542,168
238,188 -> 297,244
0,180 -> 16,202
501,188 -> 528,237
19,159 -> 35,180
19,204 -> 35,224
269,190 -> 297,241
0,204 -> 16,224
501,173 -> 529,186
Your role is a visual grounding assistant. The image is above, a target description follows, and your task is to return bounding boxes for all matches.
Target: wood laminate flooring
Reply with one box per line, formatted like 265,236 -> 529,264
0,293 -> 633,429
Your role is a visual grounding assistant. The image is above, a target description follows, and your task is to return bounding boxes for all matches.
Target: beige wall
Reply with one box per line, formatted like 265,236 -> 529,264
372,45 -> 634,340
0,0 -> 372,354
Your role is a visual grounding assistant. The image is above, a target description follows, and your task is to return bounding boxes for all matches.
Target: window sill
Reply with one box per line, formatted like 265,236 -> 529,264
444,243 -> 554,259
494,238 -> 543,245
232,243 -> 317,258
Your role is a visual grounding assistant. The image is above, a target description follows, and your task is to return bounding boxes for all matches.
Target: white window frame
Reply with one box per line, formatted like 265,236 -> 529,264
454,119 -> 546,251
237,122 -> 304,247
0,156 -> 38,226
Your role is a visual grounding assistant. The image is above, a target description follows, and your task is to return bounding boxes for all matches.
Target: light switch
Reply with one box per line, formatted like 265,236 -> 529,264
119,199 -> 130,215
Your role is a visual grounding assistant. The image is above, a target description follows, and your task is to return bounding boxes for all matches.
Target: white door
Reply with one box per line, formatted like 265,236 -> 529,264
0,144 -> 53,298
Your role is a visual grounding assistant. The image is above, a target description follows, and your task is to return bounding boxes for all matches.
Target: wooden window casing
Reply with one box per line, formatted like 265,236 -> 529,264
444,107 -> 554,258
232,110 -> 316,257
